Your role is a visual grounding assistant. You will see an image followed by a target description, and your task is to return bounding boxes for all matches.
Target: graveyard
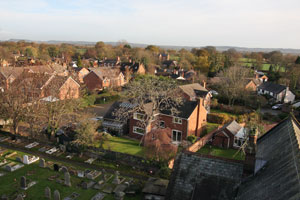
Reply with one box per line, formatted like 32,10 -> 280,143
0,148 -> 144,200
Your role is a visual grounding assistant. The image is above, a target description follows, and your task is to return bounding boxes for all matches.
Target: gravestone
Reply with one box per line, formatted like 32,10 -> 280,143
112,171 -> 121,185
1,194 -> 9,200
15,195 -> 24,200
77,170 -> 84,178
39,158 -> 46,168
45,187 -> 51,199
54,164 -> 60,171
82,181 -> 95,189
54,190 -> 60,200
20,176 -> 27,189
23,155 -> 29,164
114,191 -> 125,200
64,172 -> 71,187
91,192 -> 106,200
60,166 -> 68,173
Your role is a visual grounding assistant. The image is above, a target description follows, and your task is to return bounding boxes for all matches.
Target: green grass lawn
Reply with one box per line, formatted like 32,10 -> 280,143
0,150 -> 143,200
197,145 -> 245,161
102,136 -> 145,157
210,109 -> 239,118
206,123 -> 219,133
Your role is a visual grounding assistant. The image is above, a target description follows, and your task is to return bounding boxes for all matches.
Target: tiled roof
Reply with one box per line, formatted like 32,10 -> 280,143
222,120 -> 243,135
179,83 -> 208,99
237,116 -> 300,200
166,152 -> 243,200
89,67 -> 121,80
258,82 -> 286,94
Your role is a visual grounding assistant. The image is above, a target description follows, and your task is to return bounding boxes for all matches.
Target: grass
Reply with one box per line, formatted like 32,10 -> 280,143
210,109 -> 239,118
197,145 -> 245,161
206,123 -> 219,133
101,136 -> 145,157
0,150 -> 143,200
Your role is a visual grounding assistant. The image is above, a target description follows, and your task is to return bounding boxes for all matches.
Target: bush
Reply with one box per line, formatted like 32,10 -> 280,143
158,166 -> 171,179
278,113 -> 289,120
187,135 -> 197,144
207,113 -> 234,124
81,94 -> 96,107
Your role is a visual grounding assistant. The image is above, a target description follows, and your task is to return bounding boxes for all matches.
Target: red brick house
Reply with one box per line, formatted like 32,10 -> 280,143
72,67 -> 90,83
129,98 -> 207,143
83,67 -> 125,91
211,120 -> 246,149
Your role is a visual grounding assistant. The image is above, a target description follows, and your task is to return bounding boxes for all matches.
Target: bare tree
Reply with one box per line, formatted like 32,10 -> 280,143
216,66 -> 252,106
113,75 -> 183,144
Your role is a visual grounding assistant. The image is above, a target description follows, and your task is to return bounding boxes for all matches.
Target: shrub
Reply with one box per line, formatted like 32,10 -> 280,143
187,135 -> 197,144
81,94 -> 96,107
158,166 -> 171,179
207,113 -> 233,124
278,113 -> 289,120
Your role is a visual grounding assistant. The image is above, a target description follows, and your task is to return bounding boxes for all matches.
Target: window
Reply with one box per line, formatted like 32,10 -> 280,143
173,117 -> 182,124
159,121 -> 165,128
133,126 -> 144,135
172,130 -> 182,142
133,113 -> 144,121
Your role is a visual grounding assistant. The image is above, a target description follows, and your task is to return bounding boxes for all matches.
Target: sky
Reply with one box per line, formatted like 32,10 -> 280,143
0,0 -> 300,48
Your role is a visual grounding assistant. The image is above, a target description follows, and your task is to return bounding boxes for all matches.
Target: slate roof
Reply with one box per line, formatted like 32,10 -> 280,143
222,120 -> 242,135
160,101 -> 198,119
258,82 -> 286,94
236,116 -> 300,200
179,83 -> 208,99
120,62 -> 142,73
166,152 -> 243,200
103,101 -> 136,120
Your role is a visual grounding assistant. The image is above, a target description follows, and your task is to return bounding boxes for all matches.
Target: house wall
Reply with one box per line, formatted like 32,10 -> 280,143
245,81 -> 257,91
83,72 -> 103,91
137,64 -> 146,75
212,129 -> 234,148
59,78 -> 80,100
78,68 -> 89,83
187,99 -> 207,137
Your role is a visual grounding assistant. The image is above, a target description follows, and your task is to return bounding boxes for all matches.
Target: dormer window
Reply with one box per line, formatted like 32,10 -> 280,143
133,113 -> 144,121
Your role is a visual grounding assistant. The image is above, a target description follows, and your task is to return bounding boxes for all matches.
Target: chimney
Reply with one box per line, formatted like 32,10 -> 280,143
202,80 -> 206,89
117,56 -> 120,62
129,58 -> 132,63
243,128 -> 258,176
255,73 -> 259,80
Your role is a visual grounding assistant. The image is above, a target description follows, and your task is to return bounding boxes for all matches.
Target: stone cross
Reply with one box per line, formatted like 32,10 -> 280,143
45,186 -> 51,199
20,176 -> 27,189
64,172 -> 71,187
53,190 -> 60,200
39,158 -> 46,168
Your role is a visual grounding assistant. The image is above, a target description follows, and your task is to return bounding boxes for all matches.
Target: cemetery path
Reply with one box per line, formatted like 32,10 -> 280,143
0,142 -> 149,181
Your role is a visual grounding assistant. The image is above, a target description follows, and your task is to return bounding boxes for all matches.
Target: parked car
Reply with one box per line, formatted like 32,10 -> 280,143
89,116 -> 103,122
272,104 -> 283,110
210,90 -> 219,96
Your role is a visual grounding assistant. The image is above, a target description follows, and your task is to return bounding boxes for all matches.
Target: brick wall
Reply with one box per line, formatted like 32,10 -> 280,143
59,78 -> 80,100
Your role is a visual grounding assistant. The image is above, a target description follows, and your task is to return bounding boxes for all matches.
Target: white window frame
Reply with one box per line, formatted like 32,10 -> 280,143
133,113 -> 144,121
133,126 -> 144,135
173,117 -> 182,124
172,130 -> 182,142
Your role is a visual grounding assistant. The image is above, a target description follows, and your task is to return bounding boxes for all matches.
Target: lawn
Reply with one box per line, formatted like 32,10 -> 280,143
206,123 -> 219,133
102,136 -> 145,157
0,150 -> 143,200
210,109 -> 239,118
197,145 -> 245,161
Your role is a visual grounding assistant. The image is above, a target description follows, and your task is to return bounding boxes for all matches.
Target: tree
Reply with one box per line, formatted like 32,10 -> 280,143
113,75 -> 183,144
295,56 -> 300,64
145,45 -> 160,53
48,46 -> 59,58
72,120 -> 98,148
216,66 -> 252,106
77,55 -> 82,67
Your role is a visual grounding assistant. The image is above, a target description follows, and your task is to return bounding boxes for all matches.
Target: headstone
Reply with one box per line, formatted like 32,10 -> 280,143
63,192 -> 79,200
45,187 -> 51,199
82,181 -> 95,189
15,194 -> 24,200
91,192 -> 106,200
112,171 -> 121,185
23,155 -> 29,164
77,170 -> 84,178
54,190 -> 60,200
64,172 -> 71,187
39,158 -> 46,168
114,191 -> 125,200
54,164 -> 60,171
1,194 -> 9,200
60,166 -> 68,173
20,176 -> 27,189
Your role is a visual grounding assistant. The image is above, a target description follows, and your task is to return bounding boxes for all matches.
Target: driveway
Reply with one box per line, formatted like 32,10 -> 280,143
260,108 -> 282,116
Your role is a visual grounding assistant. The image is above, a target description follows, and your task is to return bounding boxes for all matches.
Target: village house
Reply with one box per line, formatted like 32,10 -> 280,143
83,67 -> 126,91
129,98 -> 207,143
245,71 -> 268,91
166,116 -> 300,200
257,81 -> 295,103
71,67 -> 90,83
120,61 -> 146,78
211,120 -> 246,149
98,57 -> 121,67
158,53 -> 170,61
0,59 -> 10,67
162,60 -> 178,68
